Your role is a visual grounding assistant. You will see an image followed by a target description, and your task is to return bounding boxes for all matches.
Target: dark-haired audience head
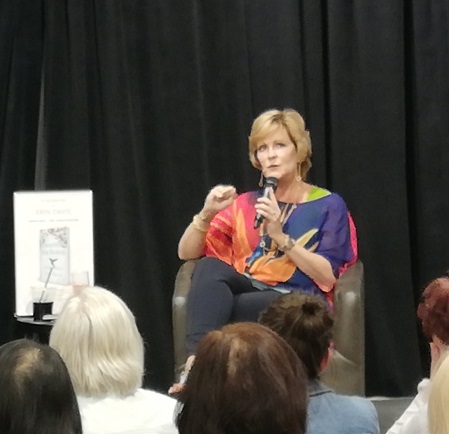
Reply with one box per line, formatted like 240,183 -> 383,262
259,292 -> 333,379
417,276 -> 449,344
176,322 -> 307,434
0,338 -> 82,434
49,286 -> 144,397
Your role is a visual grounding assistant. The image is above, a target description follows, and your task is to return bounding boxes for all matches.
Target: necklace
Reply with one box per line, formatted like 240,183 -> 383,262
258,202 -> 298,251
257,182 -> 309,252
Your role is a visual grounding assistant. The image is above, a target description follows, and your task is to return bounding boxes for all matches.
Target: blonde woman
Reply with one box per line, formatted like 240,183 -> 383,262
176,108 -> 356,380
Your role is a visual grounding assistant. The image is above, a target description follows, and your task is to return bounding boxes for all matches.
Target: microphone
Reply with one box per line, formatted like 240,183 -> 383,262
254,177 -> 278,229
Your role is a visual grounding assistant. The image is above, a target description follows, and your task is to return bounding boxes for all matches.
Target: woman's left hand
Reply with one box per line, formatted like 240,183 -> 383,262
254,188 -> 283,238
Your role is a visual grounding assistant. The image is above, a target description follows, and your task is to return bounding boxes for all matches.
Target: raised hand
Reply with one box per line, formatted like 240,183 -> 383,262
201,185 -> 237,220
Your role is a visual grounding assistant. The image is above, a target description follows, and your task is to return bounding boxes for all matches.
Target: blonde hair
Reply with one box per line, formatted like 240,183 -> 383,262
428,349 -> 449,434
248,108 -> 312,179
50,286 -> 144,397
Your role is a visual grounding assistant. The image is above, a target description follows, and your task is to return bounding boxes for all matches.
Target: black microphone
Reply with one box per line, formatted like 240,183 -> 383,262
254,177 -> 278,229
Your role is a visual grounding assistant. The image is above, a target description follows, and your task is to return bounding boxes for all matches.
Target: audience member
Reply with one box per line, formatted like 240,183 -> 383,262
387,275 -> 449,434
176,322 -> 308,434
50,286 -> 177,434
0,338 -> 82,434
259,292 -> 379,434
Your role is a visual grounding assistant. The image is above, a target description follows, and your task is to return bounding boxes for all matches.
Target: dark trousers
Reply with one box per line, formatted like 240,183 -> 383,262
186,256 -> 283,354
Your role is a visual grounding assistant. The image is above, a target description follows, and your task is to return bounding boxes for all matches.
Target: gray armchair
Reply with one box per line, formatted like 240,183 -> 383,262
172,260 -> 365,395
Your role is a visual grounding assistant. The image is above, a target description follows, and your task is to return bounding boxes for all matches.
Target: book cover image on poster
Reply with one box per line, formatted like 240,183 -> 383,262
39,227 -> 70,286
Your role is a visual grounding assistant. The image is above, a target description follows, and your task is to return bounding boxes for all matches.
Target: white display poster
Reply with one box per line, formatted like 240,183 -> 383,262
14,190 -> 94,316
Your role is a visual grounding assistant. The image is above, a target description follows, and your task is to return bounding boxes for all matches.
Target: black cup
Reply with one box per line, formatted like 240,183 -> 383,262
33,302 -> 53,321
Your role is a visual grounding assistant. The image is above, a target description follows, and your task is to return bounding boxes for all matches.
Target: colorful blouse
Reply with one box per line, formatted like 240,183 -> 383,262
204,186 -> 356,302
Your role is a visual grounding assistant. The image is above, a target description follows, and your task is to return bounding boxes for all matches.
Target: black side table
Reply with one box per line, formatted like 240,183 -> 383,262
15,316 -> 55,343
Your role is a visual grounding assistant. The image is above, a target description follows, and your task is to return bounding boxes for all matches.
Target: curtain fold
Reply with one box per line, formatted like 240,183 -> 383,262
0,0 -> 43,347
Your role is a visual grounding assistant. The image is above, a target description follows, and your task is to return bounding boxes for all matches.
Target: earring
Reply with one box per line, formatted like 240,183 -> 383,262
295,163 -> 302,182
259,172 -> 264,187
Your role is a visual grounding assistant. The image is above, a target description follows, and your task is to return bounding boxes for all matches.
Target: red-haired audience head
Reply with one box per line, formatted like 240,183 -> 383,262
176,322 -> 308,434
417,276 -> 449,343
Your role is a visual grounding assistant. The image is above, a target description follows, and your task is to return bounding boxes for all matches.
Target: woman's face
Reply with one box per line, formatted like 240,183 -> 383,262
256,127 -> 298,181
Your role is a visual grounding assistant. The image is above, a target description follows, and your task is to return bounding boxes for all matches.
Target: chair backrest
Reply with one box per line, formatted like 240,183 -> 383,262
172,259 -> 365,395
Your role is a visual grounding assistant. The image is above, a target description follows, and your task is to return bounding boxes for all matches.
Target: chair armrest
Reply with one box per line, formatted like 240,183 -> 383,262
321,260 -> 365,395
173,260 -> 197,300
333,260 -> 364,367
172,260 -> 197,373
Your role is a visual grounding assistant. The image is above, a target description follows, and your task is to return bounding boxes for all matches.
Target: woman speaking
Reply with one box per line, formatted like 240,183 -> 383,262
177,108 -> 356,372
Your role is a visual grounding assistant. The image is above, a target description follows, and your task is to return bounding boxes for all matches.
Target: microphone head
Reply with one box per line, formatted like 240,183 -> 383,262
264,177 -> 278,192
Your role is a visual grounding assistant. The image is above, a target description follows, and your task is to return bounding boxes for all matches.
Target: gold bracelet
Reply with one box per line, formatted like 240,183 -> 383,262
197,211 -> 210,222
191,214 -> 210,233
278,235 -> 295,252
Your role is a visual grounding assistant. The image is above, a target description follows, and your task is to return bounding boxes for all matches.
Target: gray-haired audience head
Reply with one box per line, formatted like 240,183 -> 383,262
50,286 -> 144,397
0,338 -> 82,434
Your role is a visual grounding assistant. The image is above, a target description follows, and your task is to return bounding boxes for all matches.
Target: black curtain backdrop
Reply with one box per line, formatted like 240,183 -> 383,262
1,0 -> 448,396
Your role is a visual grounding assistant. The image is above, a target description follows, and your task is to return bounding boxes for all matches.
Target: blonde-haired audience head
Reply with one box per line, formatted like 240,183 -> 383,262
50,286 -> 144,397
428,350 -> 449,434
50,285 -> 177,434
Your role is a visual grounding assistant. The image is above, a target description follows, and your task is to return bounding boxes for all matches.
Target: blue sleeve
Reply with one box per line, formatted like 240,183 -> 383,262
315,194 -> 354,275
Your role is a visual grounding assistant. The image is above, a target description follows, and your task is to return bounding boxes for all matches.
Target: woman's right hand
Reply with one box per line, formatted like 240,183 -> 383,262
178,185 -> 237,260
201,185 -> 237,220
